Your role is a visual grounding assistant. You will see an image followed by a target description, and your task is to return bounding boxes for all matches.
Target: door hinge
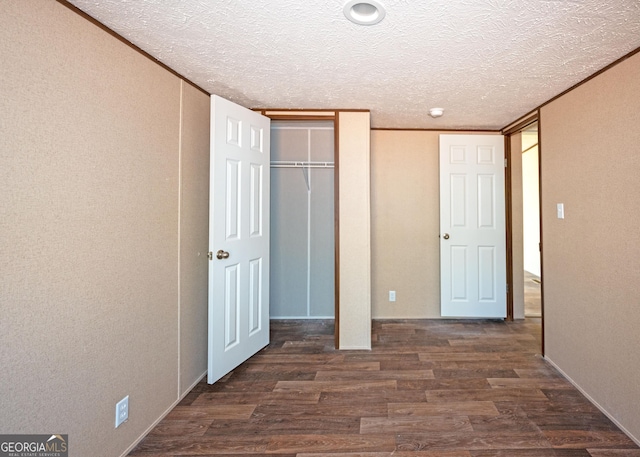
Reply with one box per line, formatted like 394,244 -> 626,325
506,283 -> 509,293
504,158 -> 508,167
207,251 -> 213,261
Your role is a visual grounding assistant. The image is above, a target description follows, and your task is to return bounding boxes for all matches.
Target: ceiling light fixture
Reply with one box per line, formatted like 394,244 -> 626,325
343,0 -> 386,26
429,108 -> 444,118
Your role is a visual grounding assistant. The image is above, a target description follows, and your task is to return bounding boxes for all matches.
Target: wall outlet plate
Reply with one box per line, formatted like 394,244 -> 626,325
115,395 -> 129,428
389,290 -> 396,302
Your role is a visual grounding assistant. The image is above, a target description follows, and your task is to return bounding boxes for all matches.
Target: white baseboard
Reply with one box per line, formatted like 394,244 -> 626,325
544,356 -> 640,447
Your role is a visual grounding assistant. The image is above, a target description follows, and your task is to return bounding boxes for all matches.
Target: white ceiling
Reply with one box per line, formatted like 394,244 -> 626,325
68,0 -> 640,130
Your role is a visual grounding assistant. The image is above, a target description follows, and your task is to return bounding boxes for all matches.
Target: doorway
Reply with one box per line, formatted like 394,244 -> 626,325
269,120 -> 336,318
521,123 -> 541,317
505,113 -> 543,354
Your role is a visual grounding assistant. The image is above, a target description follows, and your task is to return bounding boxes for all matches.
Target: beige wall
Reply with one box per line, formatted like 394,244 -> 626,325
370,130 -> 501,318
179,82 -> 211,393
338,112 -> 372,348
371,130 -> 441,318
541,51 -> 640,443
510,133 -> 525,319
0,2 -> 209,457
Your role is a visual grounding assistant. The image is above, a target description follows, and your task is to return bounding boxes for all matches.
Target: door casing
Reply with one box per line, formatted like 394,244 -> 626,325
503,112 -> 545,354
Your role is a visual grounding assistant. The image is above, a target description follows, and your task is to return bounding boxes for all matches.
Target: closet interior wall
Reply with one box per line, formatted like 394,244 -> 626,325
270,121 -> 335,318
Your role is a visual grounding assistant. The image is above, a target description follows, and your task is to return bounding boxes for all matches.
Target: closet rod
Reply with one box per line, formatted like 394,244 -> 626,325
270,161 -> 334,169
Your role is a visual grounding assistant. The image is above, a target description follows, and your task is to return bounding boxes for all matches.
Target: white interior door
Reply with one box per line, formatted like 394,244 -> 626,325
208,95 -> 270,384
440,134 -> 506,318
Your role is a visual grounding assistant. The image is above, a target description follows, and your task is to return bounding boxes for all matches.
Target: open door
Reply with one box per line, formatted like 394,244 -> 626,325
208,95 -> 270,384
440,134 -> 506,318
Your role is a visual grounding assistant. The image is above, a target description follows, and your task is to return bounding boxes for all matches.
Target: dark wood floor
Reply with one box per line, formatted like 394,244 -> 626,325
524,272 -> 542,317
129,319 -> 640,456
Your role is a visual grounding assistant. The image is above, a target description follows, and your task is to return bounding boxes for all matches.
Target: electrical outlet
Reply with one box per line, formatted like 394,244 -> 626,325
115,395 -> 129,428
389,290 -> 396,302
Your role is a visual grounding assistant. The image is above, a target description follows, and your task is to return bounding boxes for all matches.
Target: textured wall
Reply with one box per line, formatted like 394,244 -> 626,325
0,2 -> 209,456
541,51 -> 640,443
371,131 -> 441,318
370,130 -> 505,318
337,112 -> 372,349
178,81 -> 210,395
510,133 -> 525,320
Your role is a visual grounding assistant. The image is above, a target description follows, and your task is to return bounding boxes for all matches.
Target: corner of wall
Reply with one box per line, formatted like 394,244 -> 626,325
337,111 -> 372,349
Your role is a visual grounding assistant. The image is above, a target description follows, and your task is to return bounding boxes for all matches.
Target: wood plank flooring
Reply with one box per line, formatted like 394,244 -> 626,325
524,272 -> 542,317
128,319 -> 639,456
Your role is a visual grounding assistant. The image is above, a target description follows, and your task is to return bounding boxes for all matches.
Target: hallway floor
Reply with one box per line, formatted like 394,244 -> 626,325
525,271 -> 542,317
128,319 -> 639,456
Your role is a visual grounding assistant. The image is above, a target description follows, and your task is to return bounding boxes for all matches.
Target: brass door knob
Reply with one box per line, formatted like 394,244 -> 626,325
443,233 -> 450,240
216,250 -> 230,259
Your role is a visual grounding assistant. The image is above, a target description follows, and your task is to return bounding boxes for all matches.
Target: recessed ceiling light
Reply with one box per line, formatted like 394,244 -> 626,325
344,0 -> 386,26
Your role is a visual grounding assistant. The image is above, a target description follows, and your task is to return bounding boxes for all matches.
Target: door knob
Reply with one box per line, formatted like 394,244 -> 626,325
443,233 -> 450,240
216,250 -> 230,259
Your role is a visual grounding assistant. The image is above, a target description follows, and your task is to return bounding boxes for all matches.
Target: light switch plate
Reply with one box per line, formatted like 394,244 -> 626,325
557,203 -> 565,219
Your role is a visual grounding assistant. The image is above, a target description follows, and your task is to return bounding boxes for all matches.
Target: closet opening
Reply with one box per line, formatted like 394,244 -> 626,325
269,120 -> 336,319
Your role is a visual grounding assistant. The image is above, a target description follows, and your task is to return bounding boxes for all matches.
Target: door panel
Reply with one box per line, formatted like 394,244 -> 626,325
451,246 -> 468,301
224,264 -> 240,348
450,174 -> 467,227
250,164 -> 263,237
440,134 -> 506,318
478,174 -> 496,228
478,246 -> 496,301
248,258 -> 262,335
225,160 -> 240,240
208,95 -> 270,384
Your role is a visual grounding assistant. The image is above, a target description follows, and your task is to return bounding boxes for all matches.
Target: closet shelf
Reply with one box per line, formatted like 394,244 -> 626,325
270,161 -> 334,169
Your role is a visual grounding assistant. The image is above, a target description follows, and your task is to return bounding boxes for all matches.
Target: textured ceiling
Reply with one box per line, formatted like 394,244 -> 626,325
67,0 -> 640,129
